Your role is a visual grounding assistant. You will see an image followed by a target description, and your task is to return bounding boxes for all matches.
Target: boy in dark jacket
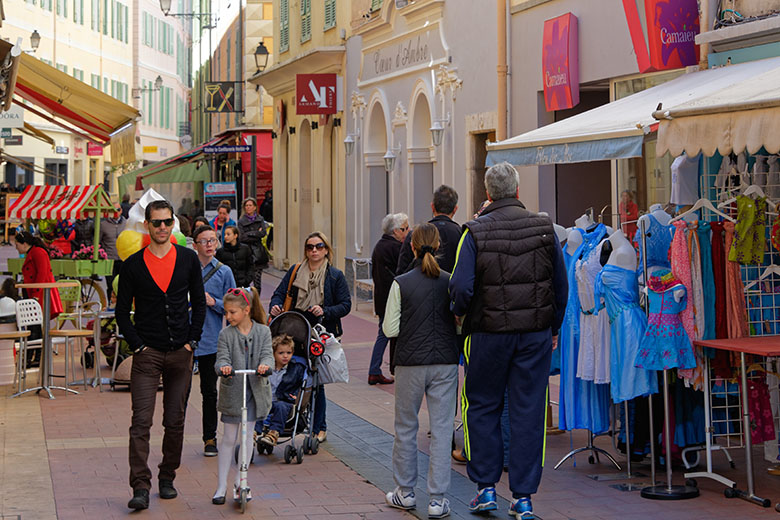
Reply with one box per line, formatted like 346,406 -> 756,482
257,334 -> 306,446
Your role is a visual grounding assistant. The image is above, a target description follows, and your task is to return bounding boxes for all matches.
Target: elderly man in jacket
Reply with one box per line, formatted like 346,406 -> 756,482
449,162 -> 567,520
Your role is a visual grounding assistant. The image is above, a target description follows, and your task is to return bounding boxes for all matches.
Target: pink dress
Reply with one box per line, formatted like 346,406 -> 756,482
671,221 -> 695,342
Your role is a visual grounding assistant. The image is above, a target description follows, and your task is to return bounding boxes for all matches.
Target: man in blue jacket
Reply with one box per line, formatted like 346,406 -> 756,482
449,162 -> 568,520
192,224 -> 235,457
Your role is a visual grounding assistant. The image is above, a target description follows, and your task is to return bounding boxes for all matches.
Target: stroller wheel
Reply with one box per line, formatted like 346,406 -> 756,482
284,445 -> 293,464
296,447 -> 304,464
302,436 -> 311,454
311,438 -> 319,455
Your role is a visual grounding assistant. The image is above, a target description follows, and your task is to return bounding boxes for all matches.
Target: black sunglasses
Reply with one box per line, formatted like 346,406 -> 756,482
150,218 -> 175,228
305,242 -> 326,251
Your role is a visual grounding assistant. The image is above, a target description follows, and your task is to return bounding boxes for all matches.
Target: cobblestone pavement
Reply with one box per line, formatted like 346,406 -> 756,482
1,250 -> 779,519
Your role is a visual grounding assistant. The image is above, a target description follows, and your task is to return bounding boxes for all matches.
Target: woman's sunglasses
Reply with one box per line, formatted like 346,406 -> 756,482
227,287 -> 251,305
149,218 -> 175,228
305,242 -> 326,251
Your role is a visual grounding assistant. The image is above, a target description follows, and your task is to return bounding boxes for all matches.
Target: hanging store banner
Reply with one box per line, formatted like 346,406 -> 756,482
542,13 -> 579,112
623,0 -> 700,72
87,142 -> 103,156
0,104 -> 24,128
204,82 -> 239,113
296,74 -> 339,115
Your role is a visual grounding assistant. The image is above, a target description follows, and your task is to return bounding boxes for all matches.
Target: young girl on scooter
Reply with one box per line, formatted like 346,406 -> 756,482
213,287 -> 273,505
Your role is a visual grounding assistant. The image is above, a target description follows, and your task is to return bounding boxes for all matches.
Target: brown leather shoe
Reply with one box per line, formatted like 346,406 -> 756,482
368,374 -> 394,385
451,449 -> 467,464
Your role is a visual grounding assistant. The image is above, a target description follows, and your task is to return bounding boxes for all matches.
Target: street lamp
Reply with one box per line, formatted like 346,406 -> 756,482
430,113 -> 450,147
159,0 -> 212,21
30,30 -> 41,52
154,75 -> 163,90
254,41 -> 269,73
133,75 -> 163,99
344,134 -> 355,156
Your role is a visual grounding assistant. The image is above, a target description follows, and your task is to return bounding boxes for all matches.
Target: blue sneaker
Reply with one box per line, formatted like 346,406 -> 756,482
508,497 -> 534,519
468,487 -> 497,513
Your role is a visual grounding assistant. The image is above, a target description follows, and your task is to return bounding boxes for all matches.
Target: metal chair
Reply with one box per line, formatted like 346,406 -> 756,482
49,280 -> 98,391
12,299 -> 43,393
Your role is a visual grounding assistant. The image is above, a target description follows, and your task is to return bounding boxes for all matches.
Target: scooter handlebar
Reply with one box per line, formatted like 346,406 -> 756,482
220,368 -> 273,377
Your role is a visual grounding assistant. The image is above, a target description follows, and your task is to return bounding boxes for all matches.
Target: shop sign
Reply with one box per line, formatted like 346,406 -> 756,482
1,128 -> 11,138
204,145 -> 252,153
542,13 -> 579,112
204,182 -> 238,222
55,146 -> 69,154
0,105 -> 24,128
143,145 -> 158,154
87,142 -> 103,156
160,148 -> 168,158
296,74 -> 339,115
360,25 -> 447,84
623,0 -> 699,72
204,82 -> 240,113
4,135 -> 22,145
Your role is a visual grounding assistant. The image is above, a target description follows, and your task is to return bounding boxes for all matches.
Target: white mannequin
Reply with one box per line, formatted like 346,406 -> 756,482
643,284 -> 685,303
575,213 -> 594,230
637,203 -> 671,236
566,227 -> 583,255
607,230 -> 637,271
605,225 -> 615,235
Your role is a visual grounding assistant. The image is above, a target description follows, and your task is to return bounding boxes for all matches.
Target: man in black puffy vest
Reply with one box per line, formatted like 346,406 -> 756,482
449,162 -> 568,519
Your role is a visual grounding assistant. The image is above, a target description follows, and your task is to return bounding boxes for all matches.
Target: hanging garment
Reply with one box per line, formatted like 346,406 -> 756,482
744,378 -> 776,445
670,153 -> 700,206
634,213 -> 673,273
673,378 -> 706,449
724,221 -> 750,339
671,221 -> 695,342
682,225 -> 705,387
771,215 -> 780,252
635,272 -> 697,371
728,195 -> 767,265
558,226 -> 611,434
596,264 -> 658,403
697,223 -> 716,341
576,239 -> 611,384
754,156 -> 769,191
710,222 -> 732,378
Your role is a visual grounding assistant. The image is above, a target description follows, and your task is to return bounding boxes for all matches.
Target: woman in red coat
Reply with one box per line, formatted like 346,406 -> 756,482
14,231 -> 63,318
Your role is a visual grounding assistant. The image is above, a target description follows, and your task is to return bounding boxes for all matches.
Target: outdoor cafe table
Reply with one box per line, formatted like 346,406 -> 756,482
14,281 -> 80,399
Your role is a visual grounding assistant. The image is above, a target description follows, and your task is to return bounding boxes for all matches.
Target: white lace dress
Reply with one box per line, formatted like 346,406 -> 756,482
575,239 -> 611,384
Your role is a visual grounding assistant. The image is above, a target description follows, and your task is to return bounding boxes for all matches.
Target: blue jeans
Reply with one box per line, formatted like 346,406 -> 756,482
266,400 -> 294,432
312,385 -> 326,433
369,318 -> 389,376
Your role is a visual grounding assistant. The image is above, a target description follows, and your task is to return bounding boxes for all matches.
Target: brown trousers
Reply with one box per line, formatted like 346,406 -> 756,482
128,346 -> 193,491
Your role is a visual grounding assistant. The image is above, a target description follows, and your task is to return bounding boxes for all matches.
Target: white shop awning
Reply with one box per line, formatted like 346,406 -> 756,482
655,57 -> 780,157
486,56 -> 780,167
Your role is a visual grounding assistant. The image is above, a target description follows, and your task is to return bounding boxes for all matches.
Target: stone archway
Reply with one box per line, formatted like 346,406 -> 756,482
409,91 -> 434,224
365,100 -> 389,246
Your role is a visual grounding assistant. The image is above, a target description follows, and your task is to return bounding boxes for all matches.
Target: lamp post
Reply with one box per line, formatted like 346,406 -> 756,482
159,0 -> 212,21
344,134 -> 355,156
30,30 -> 41,52
133,75 -> 163,99
254,41 -> 269,73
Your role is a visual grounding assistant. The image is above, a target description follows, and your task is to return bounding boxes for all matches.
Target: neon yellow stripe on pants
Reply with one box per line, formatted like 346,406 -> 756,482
542,385 -> 549,467
461,334 -> 471,460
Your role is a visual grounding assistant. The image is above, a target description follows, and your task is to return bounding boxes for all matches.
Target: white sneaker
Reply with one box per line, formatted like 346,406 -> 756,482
428,497 -> 450,518
385,487 -> 416,510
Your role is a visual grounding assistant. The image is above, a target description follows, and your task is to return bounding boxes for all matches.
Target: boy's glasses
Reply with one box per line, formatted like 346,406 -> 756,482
305,242 -> 326,251
196,238 -> 218,245
228,287 -> 251,305
149,218 -> 174,228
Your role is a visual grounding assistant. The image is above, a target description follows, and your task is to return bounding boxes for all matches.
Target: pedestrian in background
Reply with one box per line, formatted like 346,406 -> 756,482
397,186 -> 460,275
449,162 -> 568,520
216,225 -> 254,287
121,193 -> 132,219
100,205 -> 126,302
237,197 -> 268,290
383,223 -> 459,519
369,213 -> 408,384
193,225 -> 235,458
210,203 -> 236,244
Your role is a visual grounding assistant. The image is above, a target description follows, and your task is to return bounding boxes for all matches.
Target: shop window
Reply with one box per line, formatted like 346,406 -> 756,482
613,70 -> 683,216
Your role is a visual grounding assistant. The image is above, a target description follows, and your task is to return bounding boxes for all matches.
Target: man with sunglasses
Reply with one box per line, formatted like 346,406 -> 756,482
116,199 -> 207,511
192,225 -> 235,458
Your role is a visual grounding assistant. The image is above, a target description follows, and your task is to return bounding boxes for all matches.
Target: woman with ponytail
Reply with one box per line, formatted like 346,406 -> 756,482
381,223 -> 459,518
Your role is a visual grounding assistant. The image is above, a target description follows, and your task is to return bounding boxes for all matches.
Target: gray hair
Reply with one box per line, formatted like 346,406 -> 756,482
382,212 -> 408,234
485,162 -> 519,201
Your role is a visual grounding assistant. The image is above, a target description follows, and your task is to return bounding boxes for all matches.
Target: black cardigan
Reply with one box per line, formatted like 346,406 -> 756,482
116,244 -> 206,353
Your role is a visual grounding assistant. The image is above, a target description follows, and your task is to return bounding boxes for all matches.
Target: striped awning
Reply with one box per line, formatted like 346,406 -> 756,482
8,185 -> 119,220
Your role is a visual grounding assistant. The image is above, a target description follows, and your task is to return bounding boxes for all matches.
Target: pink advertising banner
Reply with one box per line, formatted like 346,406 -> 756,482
623,0 -> 700,72
542,13 -> 579,112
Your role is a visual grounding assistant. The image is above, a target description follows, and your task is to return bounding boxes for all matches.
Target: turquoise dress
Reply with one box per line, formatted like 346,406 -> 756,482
635,283 -> 697,370
595,265 -> 658,403
558,225 -> 610,433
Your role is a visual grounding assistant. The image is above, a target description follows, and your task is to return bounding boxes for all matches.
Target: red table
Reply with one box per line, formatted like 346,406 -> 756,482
692,337 -> 780,508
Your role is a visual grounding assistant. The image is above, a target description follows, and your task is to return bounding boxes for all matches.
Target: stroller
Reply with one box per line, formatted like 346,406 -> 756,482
255,311 -> 327,464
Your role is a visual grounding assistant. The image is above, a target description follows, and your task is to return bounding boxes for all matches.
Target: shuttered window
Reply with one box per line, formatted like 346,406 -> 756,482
324,0 -> 336,30
370,0 -> 382,12
300,0 -> 311,43
279,0 -> 289,52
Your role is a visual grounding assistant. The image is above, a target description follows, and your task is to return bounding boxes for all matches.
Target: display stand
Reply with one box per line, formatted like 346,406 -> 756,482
554,428 -> 621,471
588,400 -> 649,491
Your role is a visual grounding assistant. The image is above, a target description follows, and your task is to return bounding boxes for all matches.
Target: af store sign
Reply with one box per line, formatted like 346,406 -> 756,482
296,74 -> 342,115
623,0 -> 699,72
542,13 -> 579,112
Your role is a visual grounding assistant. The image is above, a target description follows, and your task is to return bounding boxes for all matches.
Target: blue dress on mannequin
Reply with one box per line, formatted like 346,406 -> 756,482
595,265 -> 658,403
558,224 -> 611,433
634,213 -> 674,272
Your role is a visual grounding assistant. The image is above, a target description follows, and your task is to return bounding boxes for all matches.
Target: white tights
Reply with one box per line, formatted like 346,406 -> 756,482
214,422 -> 250,499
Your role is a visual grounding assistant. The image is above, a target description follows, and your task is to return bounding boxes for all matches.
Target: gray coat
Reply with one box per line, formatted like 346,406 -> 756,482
215,322 -> 274,418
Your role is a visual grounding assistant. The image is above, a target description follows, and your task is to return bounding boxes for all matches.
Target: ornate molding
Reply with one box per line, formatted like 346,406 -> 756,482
350,91 -> 367,117
392,101 -> 407,127
435,65 -> 463,100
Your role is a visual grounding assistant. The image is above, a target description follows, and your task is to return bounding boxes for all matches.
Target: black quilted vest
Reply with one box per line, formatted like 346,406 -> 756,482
394,264 -> 459,367
463,198 -> 557,334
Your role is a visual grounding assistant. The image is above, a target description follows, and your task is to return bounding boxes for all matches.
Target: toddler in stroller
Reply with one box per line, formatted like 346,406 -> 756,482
256,334 -> 306,447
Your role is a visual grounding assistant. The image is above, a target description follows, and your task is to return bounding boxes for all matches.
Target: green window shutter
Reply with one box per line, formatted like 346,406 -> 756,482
81,0 -> 84,24
280,0 -> 289,52
300,0 -> 311,42
102,0 -> 108,33
324,0 -> 336,30
159,88 -> 164,128
370,0 -> 382,12
91,73 -> 99,88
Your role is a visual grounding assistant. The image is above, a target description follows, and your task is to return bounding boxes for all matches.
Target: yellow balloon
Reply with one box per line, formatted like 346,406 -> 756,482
116,230 -> 144,261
